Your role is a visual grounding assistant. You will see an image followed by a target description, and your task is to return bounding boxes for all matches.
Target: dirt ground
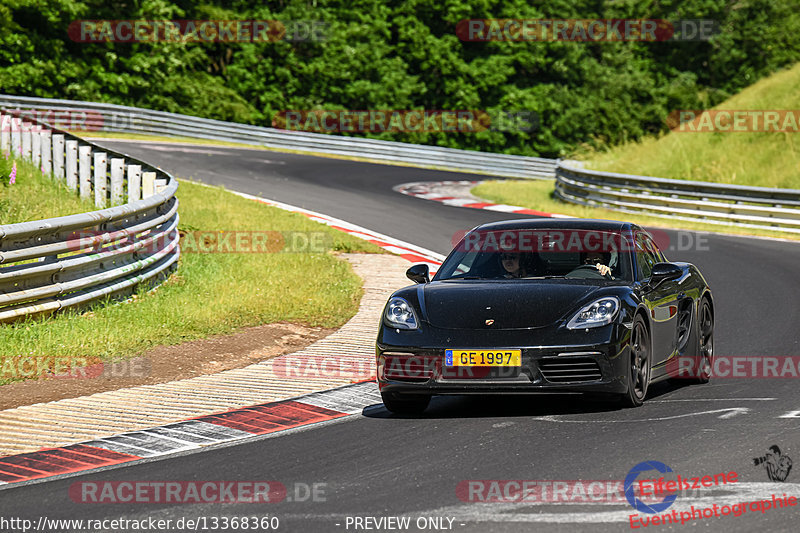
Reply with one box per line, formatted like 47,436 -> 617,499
0,322 -> 333,411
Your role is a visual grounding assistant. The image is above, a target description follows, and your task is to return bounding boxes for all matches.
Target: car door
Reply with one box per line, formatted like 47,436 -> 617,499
636,233 -> 680,374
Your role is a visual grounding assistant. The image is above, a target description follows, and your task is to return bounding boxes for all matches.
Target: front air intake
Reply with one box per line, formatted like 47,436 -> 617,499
383,354 -> 435,382
539,356 -> 602,383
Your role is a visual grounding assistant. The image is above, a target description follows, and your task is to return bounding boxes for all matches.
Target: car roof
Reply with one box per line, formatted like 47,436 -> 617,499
471,218 -> 636,233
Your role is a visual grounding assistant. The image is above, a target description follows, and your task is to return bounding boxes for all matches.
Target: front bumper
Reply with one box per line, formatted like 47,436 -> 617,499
376,323 -> 631,396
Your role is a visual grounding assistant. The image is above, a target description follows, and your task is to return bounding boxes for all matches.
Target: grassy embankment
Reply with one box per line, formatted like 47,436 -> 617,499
0,154 -> 96,224
474,63 -> 800,239
0,157 -> 382,385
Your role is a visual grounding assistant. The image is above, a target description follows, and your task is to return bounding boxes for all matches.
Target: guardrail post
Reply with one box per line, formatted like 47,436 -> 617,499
142,172 -> 156,198
31,126 -> 41,168
0,100 -> 181,325
65,140 -> 79,191
0,113 -> 9,153
21,122 -> 31,160
40,130 -> 52,176
52,134 -> 65,180
127,164 -> 142,202
110,158 -> 124,204
10,116 -> 21,156
93,152 -> 108,207
79,145 -> 92,198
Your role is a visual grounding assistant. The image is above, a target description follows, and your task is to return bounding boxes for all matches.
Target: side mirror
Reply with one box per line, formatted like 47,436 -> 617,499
648,262 -> 682,286
406,264 -> 430,284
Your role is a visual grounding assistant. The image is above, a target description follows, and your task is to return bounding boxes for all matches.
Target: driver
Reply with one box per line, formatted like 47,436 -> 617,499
500,252 -> 528,278
584,251 -> 612,277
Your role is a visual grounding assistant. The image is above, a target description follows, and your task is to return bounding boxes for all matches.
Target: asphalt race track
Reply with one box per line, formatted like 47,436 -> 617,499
2,141 -> 800,533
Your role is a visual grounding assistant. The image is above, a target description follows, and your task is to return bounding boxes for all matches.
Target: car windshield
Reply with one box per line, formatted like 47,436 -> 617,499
434,228 -> 635,281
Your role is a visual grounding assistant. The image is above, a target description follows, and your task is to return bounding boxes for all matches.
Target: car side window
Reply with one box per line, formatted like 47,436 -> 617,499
643,234 -> 667,262
636,234 -> 659,279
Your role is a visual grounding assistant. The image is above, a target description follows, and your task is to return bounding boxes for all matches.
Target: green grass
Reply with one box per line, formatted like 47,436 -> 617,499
474,62 -> 800,239
0,178 -> 384,385
0,154 -> 97,224
579,62 -> 800,189
472,179 -> 800,241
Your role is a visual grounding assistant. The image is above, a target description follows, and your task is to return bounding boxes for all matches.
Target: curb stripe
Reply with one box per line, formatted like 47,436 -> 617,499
44,448 -> 120,467
0,455 -> 82,475
200,401 -> 348,436
0,382 -> 378,487
228,190 -> 446,272
0,464 -> 48,479
0,471 -> 25,482
301,382 -> 384,414
394,180 -> 571,219
63,444 -> 140,462
0,445 -> 138,482
159,421 -> 252,443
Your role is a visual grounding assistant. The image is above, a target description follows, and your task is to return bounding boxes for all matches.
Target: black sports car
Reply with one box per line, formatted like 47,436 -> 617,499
376,219 -> 714,414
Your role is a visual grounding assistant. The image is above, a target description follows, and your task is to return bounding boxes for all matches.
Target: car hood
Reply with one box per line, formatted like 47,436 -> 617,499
420,281 -> 601,330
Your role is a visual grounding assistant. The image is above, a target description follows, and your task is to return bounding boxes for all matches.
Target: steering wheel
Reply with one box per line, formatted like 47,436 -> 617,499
566,264 -> 611,279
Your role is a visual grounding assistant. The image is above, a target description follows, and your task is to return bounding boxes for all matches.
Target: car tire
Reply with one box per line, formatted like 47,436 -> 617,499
621,315 -> 651,407
381,392 -> 430,415
687,299 -> 714,384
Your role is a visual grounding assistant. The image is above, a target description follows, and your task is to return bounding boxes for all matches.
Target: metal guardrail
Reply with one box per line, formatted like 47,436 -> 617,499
0,94 -> 558,179
0,109 -> 180,323
3,94 -> 796,235
555,163 -> 800,234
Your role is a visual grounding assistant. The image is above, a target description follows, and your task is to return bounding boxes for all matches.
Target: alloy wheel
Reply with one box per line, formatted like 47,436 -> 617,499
631,320 -> 650,399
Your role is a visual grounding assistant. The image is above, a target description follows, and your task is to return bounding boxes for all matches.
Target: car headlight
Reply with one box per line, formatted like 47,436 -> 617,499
384,297 -> 419,330
566,297 -> 620,329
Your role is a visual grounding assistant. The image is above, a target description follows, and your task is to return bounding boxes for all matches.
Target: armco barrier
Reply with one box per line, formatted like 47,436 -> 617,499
555,163 -> 800,234
0,94 -> 557,179
3,95 -> 796,235
0,109 -> 179,323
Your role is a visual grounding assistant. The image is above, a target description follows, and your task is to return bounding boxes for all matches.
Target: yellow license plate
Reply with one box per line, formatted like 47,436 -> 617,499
444,349 -> 521,367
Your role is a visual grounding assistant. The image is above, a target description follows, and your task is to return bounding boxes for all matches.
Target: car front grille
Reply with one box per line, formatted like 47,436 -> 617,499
539,356 -> 602,383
